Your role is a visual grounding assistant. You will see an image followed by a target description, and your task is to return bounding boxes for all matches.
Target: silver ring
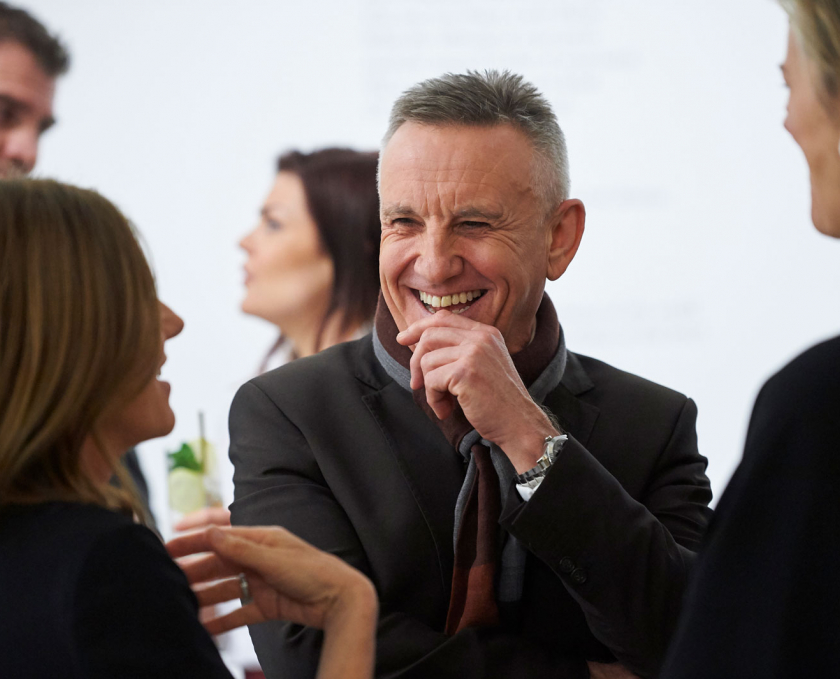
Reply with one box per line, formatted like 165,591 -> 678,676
238,573 -> 253,605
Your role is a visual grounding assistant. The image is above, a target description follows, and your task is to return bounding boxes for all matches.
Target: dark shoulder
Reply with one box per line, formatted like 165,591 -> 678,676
571,351 -> 690,412
761,335 -> 840,407
746,335 -> 840,443
246,335 -> 381,405
0,501 -> 136,552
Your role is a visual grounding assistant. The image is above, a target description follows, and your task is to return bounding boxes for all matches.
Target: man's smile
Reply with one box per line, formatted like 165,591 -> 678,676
413,288 -> 487,315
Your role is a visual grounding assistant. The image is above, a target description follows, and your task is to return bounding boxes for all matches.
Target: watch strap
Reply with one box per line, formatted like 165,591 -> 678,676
515,433 -> 568,486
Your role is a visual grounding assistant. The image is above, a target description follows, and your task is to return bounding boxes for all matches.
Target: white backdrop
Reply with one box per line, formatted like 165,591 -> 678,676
20,0 -> 840,529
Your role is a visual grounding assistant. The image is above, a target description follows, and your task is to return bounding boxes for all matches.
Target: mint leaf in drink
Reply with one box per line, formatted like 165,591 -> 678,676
167,443 -> 203,472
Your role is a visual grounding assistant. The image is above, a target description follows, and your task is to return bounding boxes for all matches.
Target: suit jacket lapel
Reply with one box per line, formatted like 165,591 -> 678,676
544,351 -> 600,448
357,340 -> 464,601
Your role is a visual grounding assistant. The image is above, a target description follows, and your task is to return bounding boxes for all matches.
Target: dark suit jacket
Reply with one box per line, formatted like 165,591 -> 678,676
230,335 -> 713,679
0,502 -> 231,679
660,335 -> 840,678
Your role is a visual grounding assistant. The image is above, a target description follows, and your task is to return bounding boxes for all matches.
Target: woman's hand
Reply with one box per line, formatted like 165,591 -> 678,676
167,526 -> 377,679
173,507 -> 231,533
587,661 -> 640,679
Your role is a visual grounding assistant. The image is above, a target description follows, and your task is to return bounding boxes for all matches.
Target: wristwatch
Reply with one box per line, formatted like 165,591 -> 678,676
515,434 -> 568,489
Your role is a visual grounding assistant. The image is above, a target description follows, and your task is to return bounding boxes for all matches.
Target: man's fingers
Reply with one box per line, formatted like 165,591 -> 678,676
174,507 -> 231,532
408,327 -> 481,389
412,345 -> 464,390
423,363 -> 458,420
427,391 -> 456,420
396,309 -> 480,346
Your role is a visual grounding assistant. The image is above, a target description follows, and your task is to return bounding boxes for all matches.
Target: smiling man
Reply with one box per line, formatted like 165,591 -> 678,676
230,71 -> 713,679
0,2 -> 67,178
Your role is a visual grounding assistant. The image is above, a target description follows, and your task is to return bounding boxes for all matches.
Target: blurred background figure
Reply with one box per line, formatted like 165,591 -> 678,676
661,1 -> 840,677
175,146 -> 381,677
0,1 -> 66,177
0,178 -> 377,679
241,148 -> 381,371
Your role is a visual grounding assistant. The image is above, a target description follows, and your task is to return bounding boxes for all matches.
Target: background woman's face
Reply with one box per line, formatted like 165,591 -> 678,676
240,172 -> 334,327
783,29 -> 840,237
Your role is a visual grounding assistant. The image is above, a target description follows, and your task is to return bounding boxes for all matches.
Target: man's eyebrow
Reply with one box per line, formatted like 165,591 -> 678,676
381,205 -> 418,218
381,205 -> 503,220
453,207 -> 503,221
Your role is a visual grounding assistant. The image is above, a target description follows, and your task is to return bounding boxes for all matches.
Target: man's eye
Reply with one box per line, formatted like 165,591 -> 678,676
0,103 -> 18,128
461,221 -> 490,229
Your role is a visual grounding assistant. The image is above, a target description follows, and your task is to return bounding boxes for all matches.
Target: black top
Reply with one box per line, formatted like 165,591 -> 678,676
0,501 -> 233,679
661,335 -> 840,678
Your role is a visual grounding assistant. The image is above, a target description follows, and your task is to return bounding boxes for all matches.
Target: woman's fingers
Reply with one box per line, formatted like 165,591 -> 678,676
202,602 -> 267,636
173,507 -> 231,532
166,529 -> 215,559
208,527 -> 290,575
178,552 -> 240,586
193,575 -> 242,607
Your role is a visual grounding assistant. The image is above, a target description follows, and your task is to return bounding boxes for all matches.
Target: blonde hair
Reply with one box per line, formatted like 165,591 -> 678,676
781,0 -> 840,101
0,179 -> 160,516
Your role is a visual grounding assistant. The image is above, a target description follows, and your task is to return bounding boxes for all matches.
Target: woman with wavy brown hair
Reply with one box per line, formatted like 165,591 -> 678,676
0,179 -> 376,679
661,2 -> 840,677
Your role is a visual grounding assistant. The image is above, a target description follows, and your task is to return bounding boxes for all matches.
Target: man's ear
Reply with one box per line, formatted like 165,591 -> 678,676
546,199 -> 585,281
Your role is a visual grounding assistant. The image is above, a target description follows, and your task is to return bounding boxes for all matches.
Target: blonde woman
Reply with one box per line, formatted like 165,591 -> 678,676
0,179 -> 376,679
661,2 -> 840,676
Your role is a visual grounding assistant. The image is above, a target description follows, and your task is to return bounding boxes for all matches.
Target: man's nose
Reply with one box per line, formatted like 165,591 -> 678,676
0,126 -> 39,175
414,230 -> 464,284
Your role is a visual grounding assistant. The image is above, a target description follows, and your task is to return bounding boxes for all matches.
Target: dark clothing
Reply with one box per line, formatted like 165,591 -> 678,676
230,335 -> 713,679
120,448 -> 157,529
0,501 -> 232,679
661,336 -> 840,678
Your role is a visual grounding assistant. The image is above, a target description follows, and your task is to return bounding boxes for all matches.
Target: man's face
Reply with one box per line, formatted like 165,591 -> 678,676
379,122 -> 553,353
0,41 -> 56,177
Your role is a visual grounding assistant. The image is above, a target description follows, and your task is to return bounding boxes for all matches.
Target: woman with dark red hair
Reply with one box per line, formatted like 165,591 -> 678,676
240,148 -> 381,369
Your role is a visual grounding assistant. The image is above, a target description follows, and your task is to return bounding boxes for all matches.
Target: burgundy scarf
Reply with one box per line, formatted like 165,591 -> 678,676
374,293 -> 560,633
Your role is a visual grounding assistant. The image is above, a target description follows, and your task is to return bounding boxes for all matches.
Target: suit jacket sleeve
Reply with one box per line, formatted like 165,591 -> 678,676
500,396 -> 712,678
230,380 -> 589,679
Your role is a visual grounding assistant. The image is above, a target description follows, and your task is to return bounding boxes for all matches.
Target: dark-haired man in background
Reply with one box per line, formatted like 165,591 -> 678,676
0,1 -> 67,177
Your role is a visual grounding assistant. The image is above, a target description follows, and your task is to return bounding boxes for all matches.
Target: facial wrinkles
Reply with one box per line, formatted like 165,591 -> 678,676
380,123 -> 554,344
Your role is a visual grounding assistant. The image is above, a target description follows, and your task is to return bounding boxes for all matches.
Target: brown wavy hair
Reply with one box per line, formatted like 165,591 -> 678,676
781,0 -> 840,104
0,179 -> 159,516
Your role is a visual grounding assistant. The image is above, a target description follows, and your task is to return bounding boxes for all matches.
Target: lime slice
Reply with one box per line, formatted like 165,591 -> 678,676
168,467 -> 206,514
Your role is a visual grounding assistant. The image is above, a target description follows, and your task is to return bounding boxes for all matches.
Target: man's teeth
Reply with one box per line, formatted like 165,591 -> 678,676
418,289 -> 484,309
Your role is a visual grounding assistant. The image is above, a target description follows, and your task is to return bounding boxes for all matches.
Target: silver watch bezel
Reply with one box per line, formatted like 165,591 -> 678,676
516,433 -> 568,485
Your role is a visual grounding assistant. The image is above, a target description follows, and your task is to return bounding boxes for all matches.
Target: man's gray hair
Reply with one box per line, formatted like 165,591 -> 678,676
382,70 -> 570,207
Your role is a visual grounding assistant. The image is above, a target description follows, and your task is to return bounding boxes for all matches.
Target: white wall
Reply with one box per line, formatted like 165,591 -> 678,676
19,0 -> 840,528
